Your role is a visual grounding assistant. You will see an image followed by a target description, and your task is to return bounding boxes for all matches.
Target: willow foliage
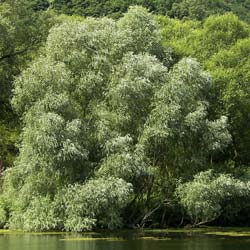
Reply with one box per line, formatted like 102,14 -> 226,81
0,7 -> 233,231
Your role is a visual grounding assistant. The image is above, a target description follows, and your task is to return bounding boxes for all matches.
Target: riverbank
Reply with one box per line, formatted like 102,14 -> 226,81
1,227 -> 250,238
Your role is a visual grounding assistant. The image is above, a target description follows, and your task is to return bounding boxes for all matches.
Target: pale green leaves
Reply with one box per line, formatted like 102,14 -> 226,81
176,170 -> 250,224
107,52 -> 168,136
20,113 -> 88,167
12,59 -> 73,114
4,6 -> 233,231
117,6 -> 162,56
62,177 -> 133,231
142,58 -> 230,154
98,137 -> 149,182
141,58 -> 231,178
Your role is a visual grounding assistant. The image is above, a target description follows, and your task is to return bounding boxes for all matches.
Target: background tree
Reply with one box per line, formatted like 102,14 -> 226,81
0,0 -> 54,170
159,13 -> 250,165
51,0 -> 250,22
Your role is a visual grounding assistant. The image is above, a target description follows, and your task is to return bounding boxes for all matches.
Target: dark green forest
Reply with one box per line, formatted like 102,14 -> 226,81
1,0 -> 250,231
44,0 -> 250,21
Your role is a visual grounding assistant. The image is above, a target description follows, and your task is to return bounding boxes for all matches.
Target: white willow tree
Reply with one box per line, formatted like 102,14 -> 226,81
141,58 -> 231,176
0,6 -> 231,231
176,170 -> 250,226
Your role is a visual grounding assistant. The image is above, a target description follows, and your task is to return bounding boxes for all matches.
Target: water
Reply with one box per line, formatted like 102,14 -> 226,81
1,231 -> 250,250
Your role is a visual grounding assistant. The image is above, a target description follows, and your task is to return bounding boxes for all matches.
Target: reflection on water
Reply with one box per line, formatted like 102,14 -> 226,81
1,232 -> 250,250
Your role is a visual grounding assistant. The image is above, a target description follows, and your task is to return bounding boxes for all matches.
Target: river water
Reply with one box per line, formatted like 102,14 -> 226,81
1,231 -> 250,250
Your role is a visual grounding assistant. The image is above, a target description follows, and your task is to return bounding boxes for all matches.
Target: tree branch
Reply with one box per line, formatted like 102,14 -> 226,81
0,47 -> 30,62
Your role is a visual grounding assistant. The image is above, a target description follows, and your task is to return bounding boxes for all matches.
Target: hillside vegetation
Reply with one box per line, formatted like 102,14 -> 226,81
51,0 -> 250,21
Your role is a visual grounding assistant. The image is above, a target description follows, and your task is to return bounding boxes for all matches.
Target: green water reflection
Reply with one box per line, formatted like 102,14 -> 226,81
1,232 -> 250,250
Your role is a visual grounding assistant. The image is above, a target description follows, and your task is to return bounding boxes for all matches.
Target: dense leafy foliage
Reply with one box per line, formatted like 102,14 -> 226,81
1,2 -> 250,231
51,0 -> 250,22
176,170 -> 250,225
0,0 -> 55,170
158,13 -> 250,166
169,0 -> 250,21
0,6 -> 235,231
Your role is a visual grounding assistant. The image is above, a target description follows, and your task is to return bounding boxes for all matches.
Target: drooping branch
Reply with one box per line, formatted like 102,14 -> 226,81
0,47 -> 30,62
186,216 -> 218,228
0,37 -> 41,62
139,199 -> 172,228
